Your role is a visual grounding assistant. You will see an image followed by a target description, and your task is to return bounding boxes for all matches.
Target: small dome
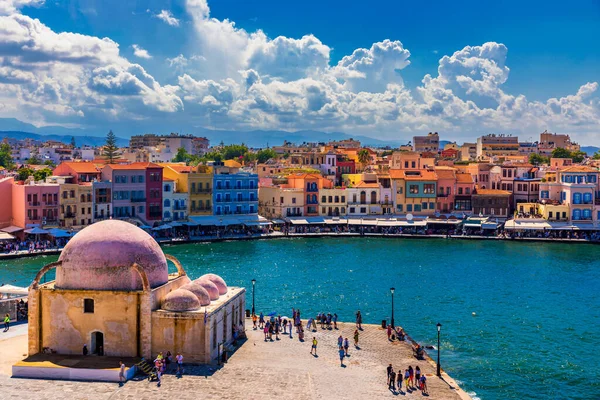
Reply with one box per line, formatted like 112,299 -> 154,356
56,220 -> 168,291
162,289 -> 201,312
181,282 -> 211,306
199,273 -> 228,295
195,278 -> 220,300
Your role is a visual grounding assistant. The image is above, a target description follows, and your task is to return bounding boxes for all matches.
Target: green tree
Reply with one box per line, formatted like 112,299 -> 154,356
33,168 -> 53,181
103,130 -> 120,163
173,147 -> 190,163
43,160 -> 55,167
357,148 -> 370,169
256,148 -> 277,163
222,144 -> 248,160
16,167 -> 34,181
0,142 -> 14,170
551,147 -> 571,159
28,155 -> 42,165
529,153 -> 549,165
593,150 -> 600,160
570,151 -> 586,163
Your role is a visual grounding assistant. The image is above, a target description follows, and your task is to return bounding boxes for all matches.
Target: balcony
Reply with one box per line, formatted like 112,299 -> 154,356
286,211 -> 302,217
44,202 -> 58,206
437,193 -> 449,198
65,213 -> 76,219
28,202 -> 41,207
191,189 -> 212,194
191,207 -> 210,212
173,205 -> 187,211
94,214 -> 110,220
131,198 -> 146,203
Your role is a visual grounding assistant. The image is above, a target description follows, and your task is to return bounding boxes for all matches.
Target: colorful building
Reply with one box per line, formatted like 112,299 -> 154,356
213,164 -> 259,216
390,169 -> 438,216
285,173 -> 333,216
258,186 -> 304,219
11,182 -> 60,228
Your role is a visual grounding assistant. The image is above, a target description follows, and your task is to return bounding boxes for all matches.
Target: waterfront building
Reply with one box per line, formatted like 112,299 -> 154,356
101,163 -> 163,224
538,131 -> 580,156
455,173 -> 475,214
412,132 -> 439,153
540,166 -> 599,222
11,180 -> 60,228
390,169 -> 438,216
92,181 -> 112,222
56,177 -> 93,229
471,189 -> 511,218
189,165 -> 213,216
213,164 -> 259,216
476,134 -> 520,160
319,188 -> 348,217
467,163 -> 492,189
162,179 -> 188,221
259,185 -> 304,219
516,201 -> 569,221
285,173 -> 333,217
434,167 -> 457,213
25,220 -> 245,365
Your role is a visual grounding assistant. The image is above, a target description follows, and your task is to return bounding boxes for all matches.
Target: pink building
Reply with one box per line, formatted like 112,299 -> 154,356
0,177 -> 14,228
11,182 -> 60,228
434,168 -> 456,213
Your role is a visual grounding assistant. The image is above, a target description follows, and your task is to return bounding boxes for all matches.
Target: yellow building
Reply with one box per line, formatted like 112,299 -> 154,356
390,169 -> 438,216
189,165 -> 213,215
21,220 -> 244,380
319,188 -> 348,216
516,202 -> 569,221
258,185 -> 304,218
59,182 -> 93,229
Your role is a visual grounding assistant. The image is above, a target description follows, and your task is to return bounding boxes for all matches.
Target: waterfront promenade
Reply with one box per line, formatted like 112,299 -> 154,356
0,229 -> 595,261
0,319 -> 470,399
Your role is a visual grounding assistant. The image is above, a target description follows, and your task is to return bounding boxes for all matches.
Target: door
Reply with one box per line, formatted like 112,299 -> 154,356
91,331 -> 104,355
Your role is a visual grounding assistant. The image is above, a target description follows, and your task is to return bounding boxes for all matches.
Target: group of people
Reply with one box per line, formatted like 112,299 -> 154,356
0,238 -> 68,254
386,364 -> 428,395
306,312 -> 338,331
386,324 -> 406,341
152,351 -> 184,386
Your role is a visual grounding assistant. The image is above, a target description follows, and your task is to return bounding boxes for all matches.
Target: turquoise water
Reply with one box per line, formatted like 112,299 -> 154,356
2,238 -> 600,399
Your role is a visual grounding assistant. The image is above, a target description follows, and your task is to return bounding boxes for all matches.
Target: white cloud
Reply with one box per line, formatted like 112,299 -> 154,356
155,10 -> 180,27
132,44 -> 152,59
0,0 -> 44,16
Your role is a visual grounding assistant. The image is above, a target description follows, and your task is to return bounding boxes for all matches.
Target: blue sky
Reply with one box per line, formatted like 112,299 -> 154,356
1,0 -> 599,143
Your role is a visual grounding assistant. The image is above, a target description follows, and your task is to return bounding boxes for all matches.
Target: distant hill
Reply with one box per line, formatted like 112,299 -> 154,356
0,130 -> 128,147
581,146 -> 599,156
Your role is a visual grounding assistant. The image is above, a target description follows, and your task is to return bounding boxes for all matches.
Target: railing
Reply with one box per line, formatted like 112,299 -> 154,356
173,205 -> 187,211
437,193 -> 449,198
94,214 -> 110,219
191,189 -> 212,194
44,202 -> 58,206
65,213 -> 76,218
29,216 -> 41,221
28,202 -> 41,206
131,198 -> 146,203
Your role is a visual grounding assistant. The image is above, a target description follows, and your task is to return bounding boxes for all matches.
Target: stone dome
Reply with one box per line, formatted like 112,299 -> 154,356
199,273 -> 228,295
55,220 -> 169,291
162,288 -> 201,312
195,278 -> 220,300
180,282 -> 211,306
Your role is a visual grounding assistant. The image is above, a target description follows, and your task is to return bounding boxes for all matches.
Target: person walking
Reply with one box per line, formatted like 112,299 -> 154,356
408,365 -> 415,388
118,361 -> 126,384
396,367 -> 403,392
252,313 -> 258,330
258,312 -> 265,329
333,313 -> 338,329
3,314 -> 10,332
310,337 -> 318,356
338,347 -> 345,367
288,320 -> 293,338
388,368 -> 396,391
387,324 -> 392,340
82,344 -> 88,355
355,310 -> 362,330
306,317 -> 313,332
420,375 -> 428,395
176,352 -> 184,375
354,329 -> 359,347
386,363 -> 393,385
337,335 -> 343,349
404,368 -> 410,389
343,337 -> 350,356
415,365 -> 421,387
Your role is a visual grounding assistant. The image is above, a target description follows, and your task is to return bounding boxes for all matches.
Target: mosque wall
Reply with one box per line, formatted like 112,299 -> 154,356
150,275 -> 191,310
39,289 -> 140,357
151,312 -> 208,362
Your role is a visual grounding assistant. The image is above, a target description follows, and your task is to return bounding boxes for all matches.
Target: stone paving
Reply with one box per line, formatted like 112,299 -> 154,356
0,320 -> 470,400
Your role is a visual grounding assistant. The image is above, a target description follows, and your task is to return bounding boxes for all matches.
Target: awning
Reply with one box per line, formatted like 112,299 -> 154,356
181,221 -> 200,227
323,218 -> 347,225
244,221 -> 272,227
464,223 -> 481,228
138,225 -> 153,229
396,220 -> 427,227
307,217 -> 325,225
289,218 -> 309,225
348,219 -> 378,225
272,219 -> 286,224
481,222 -> 499,230
152,224 -> 172,230
427,219 -> 462,225
0,284 -> 28,295
25,227 -> 49,235
377,220 -> 402,227
0,232 -> 15,241
0,226 -> 23,234
548,222 -> 599,231
189,216 -> 220,226
504,220 -> 551,230
168,221 -> 184,227
48,228 -> 71,238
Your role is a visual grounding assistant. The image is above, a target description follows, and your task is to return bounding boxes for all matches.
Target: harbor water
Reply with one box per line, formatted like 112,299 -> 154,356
1,237 -> 599,399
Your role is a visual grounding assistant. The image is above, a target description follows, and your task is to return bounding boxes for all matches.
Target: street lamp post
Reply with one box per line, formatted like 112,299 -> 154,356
390,287 -> 395,328
437,322 -> 442,377
251,279 -> 256,315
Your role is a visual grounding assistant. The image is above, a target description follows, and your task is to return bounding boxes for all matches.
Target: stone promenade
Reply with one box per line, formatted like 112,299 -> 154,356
0,320 -> 470,400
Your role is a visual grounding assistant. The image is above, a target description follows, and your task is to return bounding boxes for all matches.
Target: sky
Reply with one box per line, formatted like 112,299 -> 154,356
0,0 -> 599,143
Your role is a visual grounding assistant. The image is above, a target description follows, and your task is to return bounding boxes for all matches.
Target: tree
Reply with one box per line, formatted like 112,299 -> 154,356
173,147 -> 190,163
70,136 -> 76,148
357,149 -> 370,169
28,155 -> 42,165
103,130 -> 120,163
222,144 -> 248,160
33,168 -> 53,181
43,160 -> 55,167
593,150 -> 600,160
256,148 -> 277,163
0,142 -> 14,170
16,167 -> 34,181
571,151 -> 586,163
529,153 -> 549,166
551,147 -> 571,159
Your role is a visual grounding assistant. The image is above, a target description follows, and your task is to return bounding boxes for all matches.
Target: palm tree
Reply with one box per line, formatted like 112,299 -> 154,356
357,149 -> 370,170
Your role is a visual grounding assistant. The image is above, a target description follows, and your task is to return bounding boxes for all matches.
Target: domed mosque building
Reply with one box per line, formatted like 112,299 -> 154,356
25,220 -> 245,367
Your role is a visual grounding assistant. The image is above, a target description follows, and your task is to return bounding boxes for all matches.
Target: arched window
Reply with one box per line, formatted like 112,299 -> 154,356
164,211 -> 171,218
87,194 -> 92,202
164,199 -> 170,207
80,194 -> 85,202
360,191 -> 366,204
312,194 -> 317,203
370,191 -> 377,204
307,194 -> 311,203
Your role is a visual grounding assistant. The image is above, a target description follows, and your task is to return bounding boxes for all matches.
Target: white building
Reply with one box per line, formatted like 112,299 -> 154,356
163,180 -> 189,222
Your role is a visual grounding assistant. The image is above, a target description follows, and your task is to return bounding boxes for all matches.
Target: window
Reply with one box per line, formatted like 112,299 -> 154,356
164,199 -> 170,207
292,198 -> 296,204
423,184 -> 435,194
322,196 -> 327,203
84,298 -> 94,313
466,188 -> 471,194
397,187 -> 403,195
341,196 -> 345,203
404,161 -> 409,168
397,204 -> 403,212
422,202 -> 428,210
411,161 -> 416,168
360,207 -> 366,213
549,211 -> 553,218
407,204 -> 413,212
165,184 -> 171,192
414,204 -> 421,212
409,185 -> 419,194
430,202 -> 435,210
